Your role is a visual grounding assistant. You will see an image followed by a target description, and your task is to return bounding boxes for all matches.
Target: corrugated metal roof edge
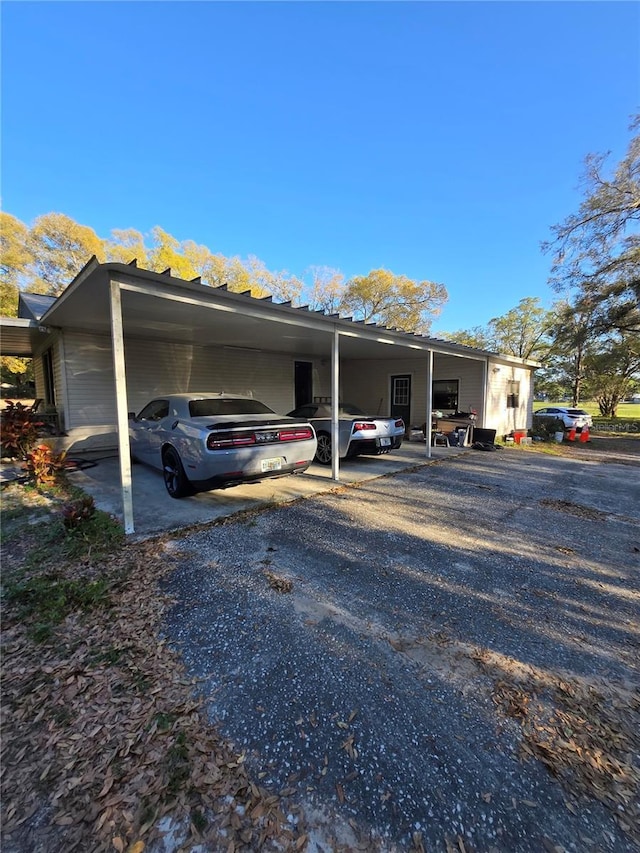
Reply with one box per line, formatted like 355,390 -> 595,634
38,257 -> 541,369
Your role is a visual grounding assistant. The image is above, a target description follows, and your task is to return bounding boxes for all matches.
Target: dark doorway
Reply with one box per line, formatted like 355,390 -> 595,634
294,361 -> 313,408
390,374 -> 411,426
43,348 -> 55,405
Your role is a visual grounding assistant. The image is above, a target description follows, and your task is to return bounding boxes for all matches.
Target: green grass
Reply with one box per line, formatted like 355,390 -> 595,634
1,476 -> 125,641
4,573 -> 112,642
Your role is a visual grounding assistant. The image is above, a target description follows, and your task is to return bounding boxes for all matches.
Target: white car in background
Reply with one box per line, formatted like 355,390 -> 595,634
533,406 -> 593,429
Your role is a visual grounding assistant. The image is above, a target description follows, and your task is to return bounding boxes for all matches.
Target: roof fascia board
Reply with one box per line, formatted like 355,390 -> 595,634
109,270 -> 496,359
37,260 -> 539,369
39,255 -> 102,324
1,318 -> 40,330
112,276 -> 334,335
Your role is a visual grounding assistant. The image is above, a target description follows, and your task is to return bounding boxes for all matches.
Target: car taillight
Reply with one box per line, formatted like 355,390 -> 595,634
395,419 -> 404,429
353,422 -> 376,431
279,427 -> 314,442
207,431 -> 256,450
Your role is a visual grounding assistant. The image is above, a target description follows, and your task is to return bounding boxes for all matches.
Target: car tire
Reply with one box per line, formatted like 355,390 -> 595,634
162,446 -> 194,498
315,432 -> 332,465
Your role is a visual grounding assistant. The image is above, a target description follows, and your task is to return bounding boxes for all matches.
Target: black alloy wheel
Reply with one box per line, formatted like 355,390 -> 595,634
162,447 -> 194,498
315,432 -> 333,465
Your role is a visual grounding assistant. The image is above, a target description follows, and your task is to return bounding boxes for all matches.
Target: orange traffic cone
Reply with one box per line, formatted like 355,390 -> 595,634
567,427 -> 576,441
579,426 -> 590,443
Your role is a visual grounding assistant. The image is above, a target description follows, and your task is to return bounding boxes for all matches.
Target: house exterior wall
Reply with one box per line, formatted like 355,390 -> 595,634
49,331 -> 534,452
55,331 -> 330,451
33,331 -> 64,421
486,363 -> 534,437
340,354 -> 487,428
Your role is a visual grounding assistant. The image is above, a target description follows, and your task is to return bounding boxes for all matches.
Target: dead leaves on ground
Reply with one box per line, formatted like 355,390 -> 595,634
1,540 -> 306,852
539,498 -> 608,521
485,658 -> 640,844
263,569 -> 293,593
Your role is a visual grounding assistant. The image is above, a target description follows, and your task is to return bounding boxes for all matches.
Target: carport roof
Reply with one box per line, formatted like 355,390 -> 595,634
0,317 -> 51,357
11,258 -> 540,367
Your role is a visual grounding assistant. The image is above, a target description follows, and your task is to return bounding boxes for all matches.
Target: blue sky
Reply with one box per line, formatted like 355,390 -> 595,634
2,1 -> 638,333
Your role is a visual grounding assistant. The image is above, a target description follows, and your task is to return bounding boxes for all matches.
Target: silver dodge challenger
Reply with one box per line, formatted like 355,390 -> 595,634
129,393 -> 317,498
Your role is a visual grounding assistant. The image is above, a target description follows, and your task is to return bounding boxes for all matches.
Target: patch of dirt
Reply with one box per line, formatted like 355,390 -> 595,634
539,498 -> 609,521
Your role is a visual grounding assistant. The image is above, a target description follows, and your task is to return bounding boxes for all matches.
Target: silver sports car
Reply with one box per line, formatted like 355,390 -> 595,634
287,402 -> 405,465
129,394 -> 317,498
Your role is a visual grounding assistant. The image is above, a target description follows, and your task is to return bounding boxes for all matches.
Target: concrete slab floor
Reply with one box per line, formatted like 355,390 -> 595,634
63,442 -> 465,538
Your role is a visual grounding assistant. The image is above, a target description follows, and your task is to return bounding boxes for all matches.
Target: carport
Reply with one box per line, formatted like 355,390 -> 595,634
2,259 -> 513,534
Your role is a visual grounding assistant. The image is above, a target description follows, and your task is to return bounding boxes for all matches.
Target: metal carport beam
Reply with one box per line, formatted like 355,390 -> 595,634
109,280 -> 135,534
425,349 -> 433,459
331,327 -> 340,481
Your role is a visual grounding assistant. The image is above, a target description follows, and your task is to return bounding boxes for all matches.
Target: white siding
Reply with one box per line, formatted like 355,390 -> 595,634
54,330 -> 535,451
57,331 -> 328,450
341,354 -> 485,428
63,333 -> 116,427
123,338 -> 301,416
486,364 -> 533,437
33,331 -> 63,417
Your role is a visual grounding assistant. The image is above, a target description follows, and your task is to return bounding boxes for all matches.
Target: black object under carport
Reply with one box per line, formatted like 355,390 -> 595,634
471,427 -> 497,445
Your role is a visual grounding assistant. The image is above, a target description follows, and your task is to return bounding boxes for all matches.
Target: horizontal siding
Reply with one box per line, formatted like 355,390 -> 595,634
63,333 -> 117,428
341,354 -> 485,428
58,331 -> 534,441
61,332 -> 328,429
486,364 -> 533,437
124,339 -> 300,416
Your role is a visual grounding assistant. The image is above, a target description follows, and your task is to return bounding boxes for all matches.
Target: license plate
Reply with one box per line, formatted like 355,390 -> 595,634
379,437 -> 391,447
261,457 -> 283,472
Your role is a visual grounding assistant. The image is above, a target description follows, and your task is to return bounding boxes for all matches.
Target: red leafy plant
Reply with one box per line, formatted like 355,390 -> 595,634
61,495 -> 96,529
24,443 -> 67,487
1,400 -> 43,459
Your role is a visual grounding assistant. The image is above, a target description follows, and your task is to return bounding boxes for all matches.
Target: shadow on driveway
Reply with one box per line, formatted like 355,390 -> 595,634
160,447 -> 639,851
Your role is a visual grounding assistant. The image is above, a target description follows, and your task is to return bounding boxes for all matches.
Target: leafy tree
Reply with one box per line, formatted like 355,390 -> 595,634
441,297 -> 552,361
27,213 -> 105,295
440,326 -> 495,351
104,228 -> 149,267
543,116 -> 640,334
582,331 -> 640,416
243,255 -> 302,302
0,213 -> 32,315
339,269 -> 447,333
181,240 -> 227,288
0,356 -> 31,387
489,297 -> 552,360
147,227 -> 202,281
546,299 -> 600,405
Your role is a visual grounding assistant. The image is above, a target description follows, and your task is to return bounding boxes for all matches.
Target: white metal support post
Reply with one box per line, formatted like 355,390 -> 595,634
109,280 -> 135,534
425,349 -> 433,459
331,327 -> 340,481
481,358 -> 489,426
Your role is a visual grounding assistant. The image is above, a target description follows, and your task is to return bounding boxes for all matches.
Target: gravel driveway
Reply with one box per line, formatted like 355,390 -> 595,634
162,448 -> 640,852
